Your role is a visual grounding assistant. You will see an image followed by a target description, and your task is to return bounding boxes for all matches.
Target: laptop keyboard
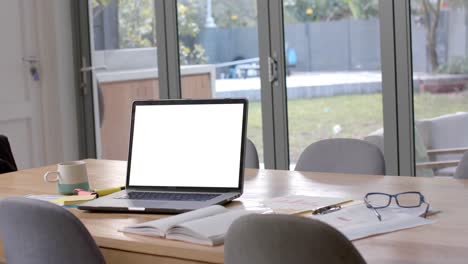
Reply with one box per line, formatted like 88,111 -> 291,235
118,192 -> 220,202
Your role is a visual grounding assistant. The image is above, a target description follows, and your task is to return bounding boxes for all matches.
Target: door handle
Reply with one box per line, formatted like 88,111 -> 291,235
22,56 -> 40,63
268,56 -> 278,83
80,57 -> 108,96
22,57 -> 40,81
80,65 -> 107,72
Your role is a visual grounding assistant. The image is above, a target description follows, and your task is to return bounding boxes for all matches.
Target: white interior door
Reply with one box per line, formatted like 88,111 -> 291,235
0,1 -> 45,169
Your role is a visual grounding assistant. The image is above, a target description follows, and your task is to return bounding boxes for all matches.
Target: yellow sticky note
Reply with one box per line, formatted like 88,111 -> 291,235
52,195 -> 96,206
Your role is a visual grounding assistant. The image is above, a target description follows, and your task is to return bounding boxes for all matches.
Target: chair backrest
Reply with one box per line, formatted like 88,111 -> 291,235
225,214 -> 366,264
0,135 -> 17,173
295,138 -> 385,175
423,112 -> 468,161
0,197 -> 106,264
0,159 -> 15,174
363,128 -> 384,155
454,152 -> 468,179
244,138 -> 260,169
364,128 -> 434,177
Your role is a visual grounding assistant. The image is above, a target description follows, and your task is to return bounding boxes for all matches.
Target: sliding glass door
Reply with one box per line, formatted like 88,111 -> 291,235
175,0 -> 264,164
282,1 -> 385,169
88,0 -> 160,160
409,0 -> 468,177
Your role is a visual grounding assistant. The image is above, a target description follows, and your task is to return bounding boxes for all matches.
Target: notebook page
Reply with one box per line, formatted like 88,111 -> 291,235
121,205 -> 228,237
166,210 -> 256,246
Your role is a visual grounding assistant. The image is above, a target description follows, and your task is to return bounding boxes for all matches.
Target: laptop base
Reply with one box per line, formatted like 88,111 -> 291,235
78,190 -> 240,213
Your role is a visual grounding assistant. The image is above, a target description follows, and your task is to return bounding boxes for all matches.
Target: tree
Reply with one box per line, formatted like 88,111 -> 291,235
118,0 -> 156,48
423,0 -> 442,71
212,0 -> 257,28
178,0 -> 208,65
412,0 -> 468,72
93,0 -> 114,18
284,0 -> 351,23
94,0 -> 207,64
284,0 -> 378,23
177,0 -> 257,28
344,0 -> 378,19
412,0 -> 442,72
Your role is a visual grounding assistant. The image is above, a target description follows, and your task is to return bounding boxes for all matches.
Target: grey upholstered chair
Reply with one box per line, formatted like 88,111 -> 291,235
295,138 -> 385,175
225,214 -> 366,264
0,135 -> 17,174
418,112 -> 468,176
0,197 -> 106,264
454,152 -> 468,179
245,138 -> 260,169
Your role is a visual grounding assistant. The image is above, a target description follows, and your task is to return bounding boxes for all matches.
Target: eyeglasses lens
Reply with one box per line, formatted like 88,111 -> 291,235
396,193 -> 422,207
366,194 -> 390,208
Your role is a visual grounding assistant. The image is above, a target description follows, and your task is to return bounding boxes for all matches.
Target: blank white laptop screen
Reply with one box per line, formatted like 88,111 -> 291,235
128,103 -> 244,188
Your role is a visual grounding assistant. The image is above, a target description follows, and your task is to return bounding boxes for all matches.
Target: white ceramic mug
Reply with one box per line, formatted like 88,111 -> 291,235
43,161 -> 89,195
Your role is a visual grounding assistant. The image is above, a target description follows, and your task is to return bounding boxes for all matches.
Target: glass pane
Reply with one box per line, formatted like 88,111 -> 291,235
283,0 -> 384,169
177,0 -> 263,165
410,0 -> 468,177
90,0 -> 160,160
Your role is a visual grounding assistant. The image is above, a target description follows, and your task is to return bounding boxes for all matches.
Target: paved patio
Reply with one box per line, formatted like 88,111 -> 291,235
215,71 -> 383,100
214,71 -> 467,100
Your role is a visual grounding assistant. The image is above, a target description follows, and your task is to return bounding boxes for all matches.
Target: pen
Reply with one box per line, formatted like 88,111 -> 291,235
312,205 -> 342,215
290,200 -> 353,216
92,186 -> 125,197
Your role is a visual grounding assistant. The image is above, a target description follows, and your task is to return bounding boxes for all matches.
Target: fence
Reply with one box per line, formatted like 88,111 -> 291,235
197,17 -> 452,73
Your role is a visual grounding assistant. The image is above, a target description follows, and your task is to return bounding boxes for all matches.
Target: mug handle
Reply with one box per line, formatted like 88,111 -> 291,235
43,171 -> 60,183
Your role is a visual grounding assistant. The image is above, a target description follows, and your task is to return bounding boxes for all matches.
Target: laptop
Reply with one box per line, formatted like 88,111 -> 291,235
79,98 -> 248,213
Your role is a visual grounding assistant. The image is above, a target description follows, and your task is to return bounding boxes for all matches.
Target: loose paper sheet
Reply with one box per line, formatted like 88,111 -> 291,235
262,195 -> 350,215
25,194 -> 65,202
309,203 -> 435,240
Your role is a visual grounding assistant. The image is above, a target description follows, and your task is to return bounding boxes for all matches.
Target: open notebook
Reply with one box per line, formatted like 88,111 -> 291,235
120,205 -> 256,246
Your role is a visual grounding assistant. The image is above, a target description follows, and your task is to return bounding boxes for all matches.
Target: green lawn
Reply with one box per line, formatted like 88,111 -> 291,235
247,91 -> 468,164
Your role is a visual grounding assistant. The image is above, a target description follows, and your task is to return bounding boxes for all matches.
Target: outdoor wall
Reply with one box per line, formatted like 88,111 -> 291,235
198,17 -> 455,73
198,26 -> 260,65
285,19 -> 381,71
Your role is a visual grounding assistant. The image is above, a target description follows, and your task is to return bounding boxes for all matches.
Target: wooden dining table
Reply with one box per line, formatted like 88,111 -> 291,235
1,159 -> 468,264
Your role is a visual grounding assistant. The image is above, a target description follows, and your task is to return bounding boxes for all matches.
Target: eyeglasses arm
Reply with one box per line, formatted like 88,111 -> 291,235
364,199 -> 382,221
423,201 -> 430,218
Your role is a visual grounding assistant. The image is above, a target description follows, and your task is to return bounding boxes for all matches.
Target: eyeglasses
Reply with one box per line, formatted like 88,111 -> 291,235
364,192 -> 430,221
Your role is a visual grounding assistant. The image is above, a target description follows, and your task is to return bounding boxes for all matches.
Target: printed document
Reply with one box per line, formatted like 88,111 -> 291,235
262,195 -> 351,215
309,203 -> 435,240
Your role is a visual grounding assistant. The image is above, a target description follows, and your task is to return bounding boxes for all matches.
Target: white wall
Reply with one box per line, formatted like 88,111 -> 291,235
36,0 -> 80,164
